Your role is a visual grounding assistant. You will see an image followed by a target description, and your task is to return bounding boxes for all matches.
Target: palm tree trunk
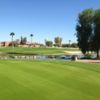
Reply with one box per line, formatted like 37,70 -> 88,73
96,49 -> 99,59
12,36 -> 13,48
31,37 -> 32,45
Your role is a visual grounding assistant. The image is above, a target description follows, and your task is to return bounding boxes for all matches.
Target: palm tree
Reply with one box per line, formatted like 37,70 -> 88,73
30,34 -> 34,45
10,32 -> 15,48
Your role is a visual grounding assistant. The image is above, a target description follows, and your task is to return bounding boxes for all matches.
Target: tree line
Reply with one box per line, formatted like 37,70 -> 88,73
76,8 -> 100,58
10,33 -> 77,48
45,37 -> 62,47
10,32 -> 34,47
45,37 -> 78,48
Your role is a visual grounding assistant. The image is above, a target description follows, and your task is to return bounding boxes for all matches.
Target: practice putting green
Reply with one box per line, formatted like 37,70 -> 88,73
0,60 -> 100,100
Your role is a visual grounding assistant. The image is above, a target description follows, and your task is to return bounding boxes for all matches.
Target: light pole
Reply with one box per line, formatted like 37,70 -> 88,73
69,40 -> 71,47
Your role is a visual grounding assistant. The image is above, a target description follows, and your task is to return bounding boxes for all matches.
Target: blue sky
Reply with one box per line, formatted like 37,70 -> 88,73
0,0 -> 100,44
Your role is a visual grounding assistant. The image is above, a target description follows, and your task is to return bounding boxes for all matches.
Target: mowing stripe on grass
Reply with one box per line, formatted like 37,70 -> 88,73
0,60 -> 100,100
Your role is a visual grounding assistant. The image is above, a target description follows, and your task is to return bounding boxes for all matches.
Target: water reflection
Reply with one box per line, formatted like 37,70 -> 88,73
0,54 -> 96,60
0,55 -> 72,60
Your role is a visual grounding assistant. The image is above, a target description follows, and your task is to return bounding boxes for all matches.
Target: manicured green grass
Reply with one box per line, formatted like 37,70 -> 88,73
0,47 -> 79,55
0,60 -> 100,100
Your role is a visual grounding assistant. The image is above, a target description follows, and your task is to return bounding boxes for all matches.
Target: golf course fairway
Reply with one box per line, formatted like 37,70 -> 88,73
0,60 -> 100,100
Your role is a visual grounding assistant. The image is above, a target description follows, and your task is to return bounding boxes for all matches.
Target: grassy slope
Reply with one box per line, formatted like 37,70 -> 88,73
0,47 -> 78,54
0,60 -> 100,100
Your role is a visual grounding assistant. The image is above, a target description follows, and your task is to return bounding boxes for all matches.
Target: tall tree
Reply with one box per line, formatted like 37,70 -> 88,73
30,34 -> 34,44
76,9 -> 93,54
10,32 -> 15,48
54,37 -> 62,47
45,40 -> 53,47
20,36 -> 27,45
93,9 -> 100,58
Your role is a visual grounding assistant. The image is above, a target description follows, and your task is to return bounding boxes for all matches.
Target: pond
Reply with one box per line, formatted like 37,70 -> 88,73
0,55 -> 73,60
0,52 -> 96,60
